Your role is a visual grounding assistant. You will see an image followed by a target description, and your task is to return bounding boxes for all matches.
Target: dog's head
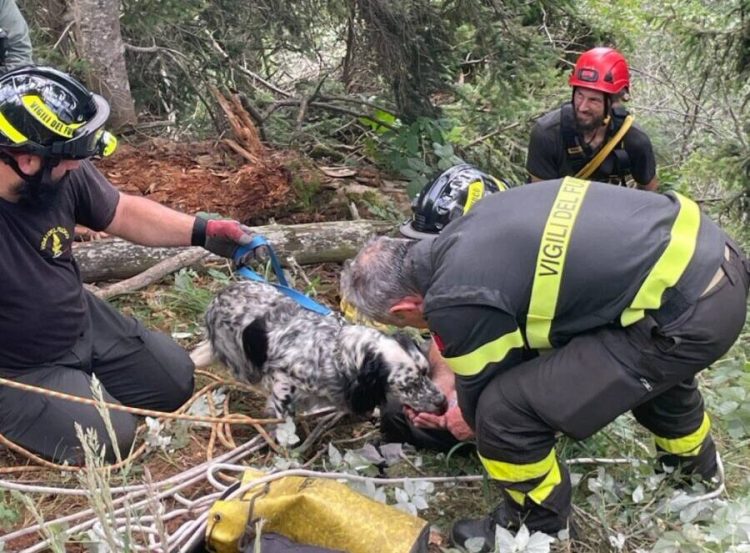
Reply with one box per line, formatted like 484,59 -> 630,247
346,329 -> 446,415
387,332 -> 447,414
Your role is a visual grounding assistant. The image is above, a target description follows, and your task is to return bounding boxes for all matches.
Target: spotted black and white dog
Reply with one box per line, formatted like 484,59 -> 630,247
192,280 -> 447,420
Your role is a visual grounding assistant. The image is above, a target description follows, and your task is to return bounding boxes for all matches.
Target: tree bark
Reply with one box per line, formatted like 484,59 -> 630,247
93,248 -> 210,299
71,0 -> 137,129
74,219 -> 394,282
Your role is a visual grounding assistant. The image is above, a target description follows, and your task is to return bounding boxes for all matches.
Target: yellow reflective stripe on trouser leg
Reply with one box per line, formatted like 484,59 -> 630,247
444,329 -> 525,377
479,449 -> 562,506
526,177 -> 591,348
654,413 -> 711,456
620,193 -> 701,326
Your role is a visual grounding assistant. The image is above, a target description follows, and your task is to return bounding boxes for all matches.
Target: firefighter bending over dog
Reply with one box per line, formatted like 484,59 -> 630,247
341,178 -> 749,549
379,164 -> 512,452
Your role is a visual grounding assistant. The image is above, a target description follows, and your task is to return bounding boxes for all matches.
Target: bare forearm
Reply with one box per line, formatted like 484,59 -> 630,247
412,341 -> 474,440
105,193 -> 195,247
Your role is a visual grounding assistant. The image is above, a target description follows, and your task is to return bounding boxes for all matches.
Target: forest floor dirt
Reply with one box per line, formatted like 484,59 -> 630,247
90,138 -> 409,228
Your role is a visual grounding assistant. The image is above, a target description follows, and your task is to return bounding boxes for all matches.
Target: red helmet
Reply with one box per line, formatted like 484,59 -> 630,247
568,47 -> 630,95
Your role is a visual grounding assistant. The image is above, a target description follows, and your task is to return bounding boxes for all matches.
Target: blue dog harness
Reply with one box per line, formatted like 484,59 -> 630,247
232,236 -> 332,316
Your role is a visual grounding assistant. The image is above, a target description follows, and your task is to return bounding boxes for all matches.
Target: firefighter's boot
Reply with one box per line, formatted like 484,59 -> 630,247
449,503 -> 512,553
450,497 -> 571,552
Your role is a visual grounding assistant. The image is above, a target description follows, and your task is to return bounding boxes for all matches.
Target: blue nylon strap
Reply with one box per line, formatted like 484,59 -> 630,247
233,236 -> 332,316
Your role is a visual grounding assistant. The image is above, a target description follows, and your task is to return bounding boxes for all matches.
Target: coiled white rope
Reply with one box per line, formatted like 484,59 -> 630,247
2,444 -> 725,553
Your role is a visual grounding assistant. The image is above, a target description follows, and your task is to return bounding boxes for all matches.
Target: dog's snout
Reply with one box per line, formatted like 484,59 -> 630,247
435,395 -> 449,415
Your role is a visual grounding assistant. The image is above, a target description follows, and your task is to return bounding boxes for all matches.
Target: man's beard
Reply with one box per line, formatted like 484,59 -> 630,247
16,162 -> 64,209
574,112 -> 605,133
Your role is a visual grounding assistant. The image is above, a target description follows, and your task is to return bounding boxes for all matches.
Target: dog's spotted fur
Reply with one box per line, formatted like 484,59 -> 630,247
204,280 -> 446,419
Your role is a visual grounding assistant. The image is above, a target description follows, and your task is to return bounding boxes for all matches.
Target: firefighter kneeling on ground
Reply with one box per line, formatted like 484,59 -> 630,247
340,177 -> 750,550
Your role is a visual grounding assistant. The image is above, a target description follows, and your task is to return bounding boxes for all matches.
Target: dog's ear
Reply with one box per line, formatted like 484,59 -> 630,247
346,348 -> 390,415
242,317 -> 268,368
392,331 -> 430,359
391,331 -> 415,350
391,331 -> 422,354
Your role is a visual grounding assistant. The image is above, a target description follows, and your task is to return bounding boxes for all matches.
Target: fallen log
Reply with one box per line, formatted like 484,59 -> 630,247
94,248 -> 210,299
74,219 -> 395,282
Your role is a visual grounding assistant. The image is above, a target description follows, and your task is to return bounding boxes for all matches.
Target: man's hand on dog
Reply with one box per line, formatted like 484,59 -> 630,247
192,214 -> 254,259
405,401 -> 475,441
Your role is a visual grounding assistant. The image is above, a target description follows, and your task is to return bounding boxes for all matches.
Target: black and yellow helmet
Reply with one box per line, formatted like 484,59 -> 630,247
399,163 -> 512,239
0,66 -> 117,159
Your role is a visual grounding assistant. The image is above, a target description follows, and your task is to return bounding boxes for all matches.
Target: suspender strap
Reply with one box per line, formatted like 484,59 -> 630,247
233,237 -> 332,316
575,114 -> 634,179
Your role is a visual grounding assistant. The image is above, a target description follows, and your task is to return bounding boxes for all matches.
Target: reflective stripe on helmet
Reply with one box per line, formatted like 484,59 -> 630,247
462,180 -> 485,213
96,130 -> 118,157
22,95 -> 84,138
490,176 -> 509,191
0,111 -> 27,143
526,177 -> 591,349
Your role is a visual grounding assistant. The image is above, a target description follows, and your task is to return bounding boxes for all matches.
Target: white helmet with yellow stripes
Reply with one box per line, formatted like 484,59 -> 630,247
0,66 -> 117,160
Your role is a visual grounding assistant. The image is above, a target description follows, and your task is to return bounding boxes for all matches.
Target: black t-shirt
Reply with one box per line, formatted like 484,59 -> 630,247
526,105 -> 657,187
0,160 -> 120,367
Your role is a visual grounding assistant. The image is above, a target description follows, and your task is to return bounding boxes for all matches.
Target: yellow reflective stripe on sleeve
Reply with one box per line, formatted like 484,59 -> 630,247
444,329 -> 525,377
526,177 -> 591,348
654,413 -> 711,456
620,193 -> 701,327
0,112 -> 28,143
22,95 -> 83,138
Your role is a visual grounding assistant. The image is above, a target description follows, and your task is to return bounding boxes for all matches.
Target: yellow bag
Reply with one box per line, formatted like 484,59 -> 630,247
206,469 -> 429,553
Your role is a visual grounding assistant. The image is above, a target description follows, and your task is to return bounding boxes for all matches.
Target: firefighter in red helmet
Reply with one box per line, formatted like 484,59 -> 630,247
526,47 -> 658,190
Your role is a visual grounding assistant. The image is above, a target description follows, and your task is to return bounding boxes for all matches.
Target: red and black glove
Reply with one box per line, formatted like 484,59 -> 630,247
191,214 -> 253,259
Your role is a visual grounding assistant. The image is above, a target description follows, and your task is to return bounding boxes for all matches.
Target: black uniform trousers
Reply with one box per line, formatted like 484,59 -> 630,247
474,242 -> 750,533
0,291 -> 195,464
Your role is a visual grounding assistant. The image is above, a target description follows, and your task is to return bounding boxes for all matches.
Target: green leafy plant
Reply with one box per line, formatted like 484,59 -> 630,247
367,117 -> 464,197
291,174 -> 323,210
0,494 -> 21,531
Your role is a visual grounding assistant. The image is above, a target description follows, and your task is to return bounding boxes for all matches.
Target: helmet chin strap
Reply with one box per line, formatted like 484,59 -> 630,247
0,151 -> 61,188
602,94 -> 612,126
